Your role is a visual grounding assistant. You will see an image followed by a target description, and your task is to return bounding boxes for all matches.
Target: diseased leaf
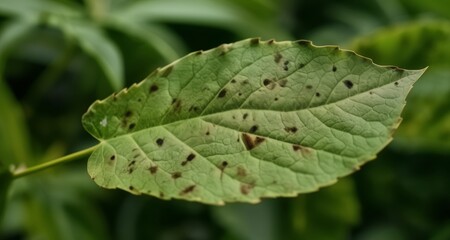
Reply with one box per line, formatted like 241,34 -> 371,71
82,38 -> 425,204
351,21 -> 450,152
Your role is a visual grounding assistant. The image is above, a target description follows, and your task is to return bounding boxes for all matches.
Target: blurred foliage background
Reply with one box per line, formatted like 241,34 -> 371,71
0,0 -> 449,239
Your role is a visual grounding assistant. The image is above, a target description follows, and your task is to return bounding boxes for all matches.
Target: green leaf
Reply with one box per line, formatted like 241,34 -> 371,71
45,16 -> 124,90
351,21 -> 450,152
82,38 -> 425,204
111,0 -> 289,39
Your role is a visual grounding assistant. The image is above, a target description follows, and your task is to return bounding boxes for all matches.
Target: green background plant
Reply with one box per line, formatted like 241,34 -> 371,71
0,0 -> 448,239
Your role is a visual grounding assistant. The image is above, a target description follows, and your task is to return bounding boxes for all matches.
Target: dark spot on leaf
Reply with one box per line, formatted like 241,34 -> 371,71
110,155 -> 116,160
156,138 -> 164,146
149,166 -> 158,174
306,85 -> 313,89
125,110 -> 132,117
255,137 -> 265,145
278,79 -> 287,87
243,113 -> 249,120
315,92 -> 321,97
274,97 -> 278,101
249,125 -> 258,133
242,80 -> 249,85
285,127 -> 298,133
237,166 -> 247,177
293,144 -> 311,154
187,153 -> 196,161
332,65 -> 337,72
298,40 -> 310,45
129,123 -> 136,130
138,98 -> 142,102
240,184 -> 253,195
231,79 -> 236,83
195,50 -> 203,55
206,131 -> 210,135
394,81 -> 399,86
370,91 -> 374,95
299,63 -> 305,68
181,161 -> 187,166
238,93 -> 242,96
268,39 -> 275,44
128,168 -> 134,174
132,154 -> 139,159
172,98 -> 182,112
241,133 -> 265,150
221,161 -> 228,168
274,52 -> 282,63
149,84 -> 158,93
129,186 -> 134,191
218,89 -> 227,98
161,65 -> 173,77
284,60 -> 290,66
343,80 -> 354,89
263,79 -> 272,86
172,172 -> 182,179
159,192 -> 165,197
180,185 -> 196,195
250,38 -> 259,45
188,106 -> 199,112
283,65 -> 289,71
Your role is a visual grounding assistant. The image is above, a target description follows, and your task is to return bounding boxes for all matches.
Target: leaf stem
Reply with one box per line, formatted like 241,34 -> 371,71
12,145 -> 98,179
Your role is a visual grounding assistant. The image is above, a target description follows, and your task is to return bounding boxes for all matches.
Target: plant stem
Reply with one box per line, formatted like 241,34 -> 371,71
12,145 -> 98,179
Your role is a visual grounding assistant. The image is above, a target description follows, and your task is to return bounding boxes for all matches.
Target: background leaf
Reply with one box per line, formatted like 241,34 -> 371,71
83,39 -> 424,204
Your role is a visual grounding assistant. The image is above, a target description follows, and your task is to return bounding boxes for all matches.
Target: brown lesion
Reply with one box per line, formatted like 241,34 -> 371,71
241,133 -> 265,150
180,185 -> 196,195
292,144 -> 312,154
240,183 -> 254,195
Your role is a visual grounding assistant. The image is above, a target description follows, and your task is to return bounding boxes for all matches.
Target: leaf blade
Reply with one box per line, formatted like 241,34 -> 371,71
83,39 -> 424,204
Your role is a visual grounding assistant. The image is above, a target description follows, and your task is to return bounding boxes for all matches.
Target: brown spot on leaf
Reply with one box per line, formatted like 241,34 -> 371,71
285,127 -> 298,133
292,144 -> 311,154
129,186 -> 134,191
278,79 -> 287,87
221,161 -> 228,168
180,185 -> 196,195
250,38 -> 259,45
306,85 -> 313,89
161,65 -> 173,77
394,81 -> 399,86
156,138 -> 164,146
343,80 -> 354,89
187,153 -> 196,162
172,98 -> 182,112
263,79 -> 272,86
237,166 -> 247,177
241,133 -> 265,150
125,110 -> 132,117
159,192 -> 165,197
243,113 -> 248,120
128,123 -> 136,130
299,63 -> 305,68
110,155 -> 116,161
332,65 -> 337,72
172,172 -> 182,179
231,79 -> 236,83
218,89 -> 227,98
149,84 -> 159,93
268,39 -> 275,44
274,52 -> 282,63
240,184 -> 253,195
315,92 -> 321,97
149,166 -> 158,174
249,125 -> 258,133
